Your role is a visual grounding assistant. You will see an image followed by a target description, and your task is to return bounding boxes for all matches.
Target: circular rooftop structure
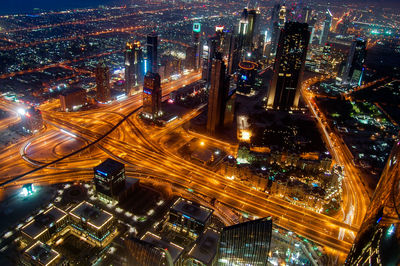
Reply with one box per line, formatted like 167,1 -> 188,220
239,61 -> 258,71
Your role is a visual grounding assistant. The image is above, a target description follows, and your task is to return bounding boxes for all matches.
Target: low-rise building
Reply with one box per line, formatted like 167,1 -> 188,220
165,198 -> 213,239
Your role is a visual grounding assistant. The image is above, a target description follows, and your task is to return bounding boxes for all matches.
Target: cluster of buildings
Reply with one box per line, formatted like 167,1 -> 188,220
15,157 -> 278,266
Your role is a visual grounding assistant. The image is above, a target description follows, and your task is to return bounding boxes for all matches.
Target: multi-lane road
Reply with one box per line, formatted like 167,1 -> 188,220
0,73 -> 369,261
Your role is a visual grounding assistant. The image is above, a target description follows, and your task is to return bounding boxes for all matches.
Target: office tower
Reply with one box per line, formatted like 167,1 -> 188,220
60,88 -> 87,112
319,10 -> 332,45
166,198 -> 213,239
343,38 -> 367,86
270,4 -> 286,56
202,35 -> 220,84
125,39 -> 143,95
143,72 -> 162,119
94,158 -> 126,202
147,32 -> 158,74
248,9 -> 260,49
215,217 -> 272,265
125,237 -> 171,266
267,22 -> 310,110
21,106 -> 43,133
345,142 -> 400,265
193,22 -> 201,70
95,60 -> 111,103
207,52 -> 229,135
238,8 -> 249,51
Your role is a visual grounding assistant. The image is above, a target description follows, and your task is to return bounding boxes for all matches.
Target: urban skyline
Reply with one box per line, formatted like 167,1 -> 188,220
0,0 -> 399,265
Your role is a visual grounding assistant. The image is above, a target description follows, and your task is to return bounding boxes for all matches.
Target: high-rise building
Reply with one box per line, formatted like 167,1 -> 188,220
143,72 -> 162,119
215,217 -> 272,265
238,8 -> 249,51
270,4 -> 286,56
202,35 -> 220,84
267,22 -> 310,110
342,37 -> 367,86
147,32 -> 158,74
186,23 -> 202,71
319,10 -> 332,45
125,39 -> 143,95
207,52 -> 229,135
94,158 -> 126,202
237,8 -> 260,54
60,88 -> 87,112
345,141 -> 400,265
124,237 -> 172,266
193,22 -> 201,70
95,60 -> 111,103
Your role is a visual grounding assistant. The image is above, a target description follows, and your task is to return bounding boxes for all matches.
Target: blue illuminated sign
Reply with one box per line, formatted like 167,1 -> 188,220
96,170 -> 108,176
182,214 -> 192,220
143,89 -> 152,95
241,75 -> 247,81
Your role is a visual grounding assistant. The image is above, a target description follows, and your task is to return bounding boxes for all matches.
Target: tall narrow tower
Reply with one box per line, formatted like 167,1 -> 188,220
146,32 -> 158,74
95,60 -> 111,103
319,9 -> 332,45
125,39 -> 143,95
267,22 -> 310,110
207,52 -> 229,136
343,37 -> 367,86
142,72 -> 161,119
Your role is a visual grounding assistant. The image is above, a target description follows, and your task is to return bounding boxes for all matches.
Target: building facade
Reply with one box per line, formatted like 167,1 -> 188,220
94,158 -> 126,202
215,217 -> 272,265
60,88 -> 87,112
142,72 -> 162,119
342,37 -> 367,86
95,60 -> 111,103
345,141 -> 400,265
206,53 -> 229,135
125,39 -> 143,95
147,32 -> 158,74
267,22 -> 310,110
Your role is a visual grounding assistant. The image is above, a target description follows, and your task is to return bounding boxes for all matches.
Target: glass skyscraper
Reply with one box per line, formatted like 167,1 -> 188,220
215,217 -> 272,265
346,141 -> 400,265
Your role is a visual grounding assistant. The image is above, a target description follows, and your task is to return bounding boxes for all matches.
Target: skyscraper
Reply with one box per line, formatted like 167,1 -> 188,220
143,72 -> 162,119
319,10 -> 332,45
193,22 -> 201,70
215,217 -> 272,265
124,237 -> 171,266
269,4 -> 286,58
125,39 -> 143,95
345,141 -> 400,265
146,32 -> 158,74
267,22 -> 310,110
343,37 -> 367,86
94,158 -> 126,202
95,60 -> 111,103
238,8 -> 249,51
207,52 -> 229,136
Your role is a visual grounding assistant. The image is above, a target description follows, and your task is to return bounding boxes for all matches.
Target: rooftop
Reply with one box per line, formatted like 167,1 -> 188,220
171,198 -> 213,224
141,232 -> 184,263
69,201 -> 113,230
94,158 -> 124,176
25,241 -> 60,266
188,229 -> 219,265
21,206 -> 67,240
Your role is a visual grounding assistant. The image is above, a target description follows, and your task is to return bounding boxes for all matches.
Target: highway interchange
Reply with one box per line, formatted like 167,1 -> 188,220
0,72 -> 372,262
